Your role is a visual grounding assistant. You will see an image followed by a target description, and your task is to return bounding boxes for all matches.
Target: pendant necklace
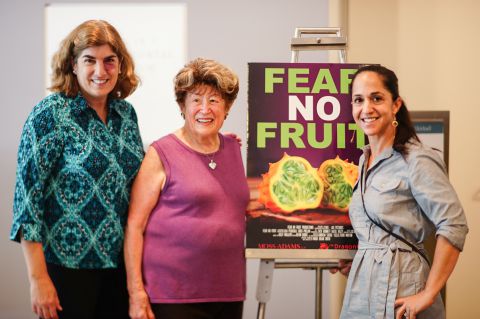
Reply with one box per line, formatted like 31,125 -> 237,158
206,153 -> 217,170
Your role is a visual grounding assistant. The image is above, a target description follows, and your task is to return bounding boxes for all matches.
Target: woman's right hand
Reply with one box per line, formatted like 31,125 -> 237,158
329,259 -> 352,276
30,275 -> 62,319
129,290 -> 155,319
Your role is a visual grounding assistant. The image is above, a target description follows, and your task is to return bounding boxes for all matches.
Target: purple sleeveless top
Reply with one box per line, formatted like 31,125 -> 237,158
143,134 -> 249,303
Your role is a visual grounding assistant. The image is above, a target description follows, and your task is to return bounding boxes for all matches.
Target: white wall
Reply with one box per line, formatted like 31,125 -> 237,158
347,0 -> 480,318
45,3 -> 187,147
0,1 -> 330,318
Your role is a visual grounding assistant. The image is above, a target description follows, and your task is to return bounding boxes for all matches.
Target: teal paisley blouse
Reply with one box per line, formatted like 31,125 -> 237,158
11,93 -> 144,269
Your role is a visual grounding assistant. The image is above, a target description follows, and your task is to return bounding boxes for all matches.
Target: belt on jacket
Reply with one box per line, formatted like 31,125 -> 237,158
358,240 -> 419,319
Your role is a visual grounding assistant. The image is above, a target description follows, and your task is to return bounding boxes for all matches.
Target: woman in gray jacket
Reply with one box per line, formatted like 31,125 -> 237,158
337,65 -> 468,319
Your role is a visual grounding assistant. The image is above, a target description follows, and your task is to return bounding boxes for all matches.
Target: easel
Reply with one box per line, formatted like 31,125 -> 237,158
291,27 -> 347,63
253,27 -> 351,319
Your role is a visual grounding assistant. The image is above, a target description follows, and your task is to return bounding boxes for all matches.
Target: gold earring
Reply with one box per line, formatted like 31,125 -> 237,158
181,112 -> 185,119
392,116 -> 399,127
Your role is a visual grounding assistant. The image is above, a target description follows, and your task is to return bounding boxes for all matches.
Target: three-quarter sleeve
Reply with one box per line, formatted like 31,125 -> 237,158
10,102 -> 64,243
129,105 -> 144,155
408,148 -> 468,251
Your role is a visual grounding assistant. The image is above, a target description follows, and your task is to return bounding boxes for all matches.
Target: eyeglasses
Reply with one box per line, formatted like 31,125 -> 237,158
351,95 -> 386,106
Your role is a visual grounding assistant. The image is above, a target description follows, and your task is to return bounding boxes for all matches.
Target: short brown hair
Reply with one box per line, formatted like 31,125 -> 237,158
174,58 -> 239,111
49,20 -> 139,99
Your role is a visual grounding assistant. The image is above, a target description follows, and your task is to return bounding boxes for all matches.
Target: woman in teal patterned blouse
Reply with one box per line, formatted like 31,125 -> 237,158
10,20 -> 144,319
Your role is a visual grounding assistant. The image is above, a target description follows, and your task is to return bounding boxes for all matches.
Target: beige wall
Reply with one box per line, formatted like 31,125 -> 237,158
346,0 -> 480,317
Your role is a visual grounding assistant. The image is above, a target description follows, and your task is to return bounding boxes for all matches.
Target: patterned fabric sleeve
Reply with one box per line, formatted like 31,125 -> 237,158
129,104 -> 144,157
115,99 -> 144,181
11,99 -> 64,243
408,147 -> 468,251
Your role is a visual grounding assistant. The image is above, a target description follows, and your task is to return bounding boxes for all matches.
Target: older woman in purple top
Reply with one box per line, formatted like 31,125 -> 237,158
124,58 -> 249,319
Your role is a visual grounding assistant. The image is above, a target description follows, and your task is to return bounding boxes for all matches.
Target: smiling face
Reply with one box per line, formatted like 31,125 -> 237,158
181,84 -> 227,139
73,44 -> 120,106
351,71 -> 401,143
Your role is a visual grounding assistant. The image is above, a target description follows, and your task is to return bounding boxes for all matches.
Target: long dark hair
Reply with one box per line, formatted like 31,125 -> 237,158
351,64 -> 420,154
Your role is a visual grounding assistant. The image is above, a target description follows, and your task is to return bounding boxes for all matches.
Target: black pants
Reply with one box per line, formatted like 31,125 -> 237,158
46,263 -> 129,319
151,301 -> 244,319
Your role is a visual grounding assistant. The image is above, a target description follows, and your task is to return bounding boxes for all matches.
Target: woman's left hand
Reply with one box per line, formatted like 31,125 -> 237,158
394,290 -> 435,319
395,236 -> 461,319
223,132 -> 242,146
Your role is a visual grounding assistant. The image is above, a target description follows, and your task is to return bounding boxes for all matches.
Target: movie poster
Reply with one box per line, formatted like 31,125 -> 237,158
246,63 -> 364,259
